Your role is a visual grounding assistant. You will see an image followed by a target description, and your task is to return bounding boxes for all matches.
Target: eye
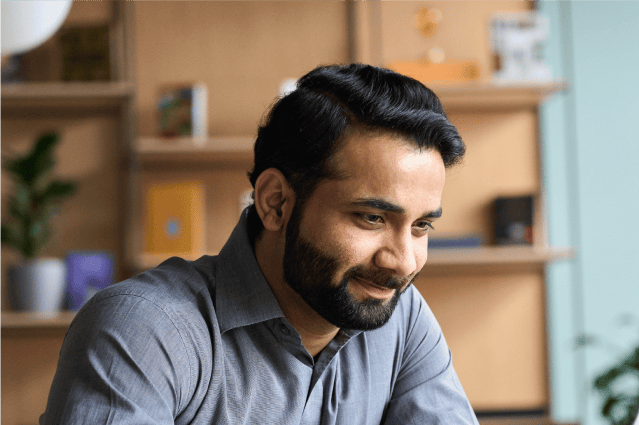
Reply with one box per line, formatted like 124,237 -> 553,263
360,214 -> 384,225
413,220 -> 434,235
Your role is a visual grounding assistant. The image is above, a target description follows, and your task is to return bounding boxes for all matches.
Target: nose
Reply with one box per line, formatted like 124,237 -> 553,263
374,228 -> 419,278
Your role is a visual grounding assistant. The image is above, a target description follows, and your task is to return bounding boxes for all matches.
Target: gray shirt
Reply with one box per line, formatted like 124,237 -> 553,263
41,213 -> 478,424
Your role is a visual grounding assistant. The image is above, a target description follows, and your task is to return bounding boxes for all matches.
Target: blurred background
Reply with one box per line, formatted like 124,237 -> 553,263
1,2 -> 638,425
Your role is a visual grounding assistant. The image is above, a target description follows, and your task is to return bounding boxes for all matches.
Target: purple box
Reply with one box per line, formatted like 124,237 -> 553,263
66,252 -> 114,310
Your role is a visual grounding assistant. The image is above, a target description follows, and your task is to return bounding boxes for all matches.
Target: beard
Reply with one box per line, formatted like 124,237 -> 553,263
282,202 -> 415,331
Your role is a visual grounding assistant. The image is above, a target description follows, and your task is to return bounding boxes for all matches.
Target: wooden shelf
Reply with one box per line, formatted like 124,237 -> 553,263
427,245 -> 575,267
1,81 -> 134,110
478,415 -> 578,425
0,311 -> 76,337
425,245 -> 575,274
134,246 -> 575,274
136,136 -> 254,165
428,79 -> 569,111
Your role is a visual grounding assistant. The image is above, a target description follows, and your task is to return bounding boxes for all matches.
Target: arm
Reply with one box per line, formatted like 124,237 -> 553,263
383,288 -> 478,425
40,294 -> 192,424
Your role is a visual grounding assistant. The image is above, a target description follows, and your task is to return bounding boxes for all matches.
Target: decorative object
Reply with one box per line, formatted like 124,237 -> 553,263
143,180 -> 205,257
1,132 -> 78,312
489,11 -> 552,82
494,195 -> 534,245
156,83 -> 208,144
387,7 -> 480,83
65,251 -> 114,310
279,78 -> 297,97
414,7 -> 442,37
238,189 -> 254,217
1,0 -> 72,56
387,59 -> 481,83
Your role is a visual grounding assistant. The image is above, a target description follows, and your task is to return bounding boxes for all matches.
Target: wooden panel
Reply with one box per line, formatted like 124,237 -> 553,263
2,334 -> 66,425
134,2 -> 349,137
415,271 -> 548,410
433,110 -> 540,241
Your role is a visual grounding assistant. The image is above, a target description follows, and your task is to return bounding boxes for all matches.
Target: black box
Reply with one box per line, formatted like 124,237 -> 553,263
60,26 -> 110,81
494,195 -> 534,245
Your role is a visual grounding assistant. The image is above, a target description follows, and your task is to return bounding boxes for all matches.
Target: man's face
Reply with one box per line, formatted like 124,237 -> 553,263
282,130 -> 446,331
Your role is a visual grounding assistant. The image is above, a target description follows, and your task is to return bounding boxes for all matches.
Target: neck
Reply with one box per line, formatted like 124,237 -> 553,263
254,231 -> 339,357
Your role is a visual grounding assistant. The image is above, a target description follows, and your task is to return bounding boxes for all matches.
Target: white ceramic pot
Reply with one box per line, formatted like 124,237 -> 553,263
8,258 -> 67,312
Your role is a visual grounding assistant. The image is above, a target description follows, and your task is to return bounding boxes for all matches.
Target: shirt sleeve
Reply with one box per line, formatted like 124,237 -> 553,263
383,288 -> 479,425
40,293 -> 192,425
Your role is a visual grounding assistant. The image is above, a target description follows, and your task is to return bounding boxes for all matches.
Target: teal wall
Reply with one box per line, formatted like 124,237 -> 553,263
540,2 -> 639,424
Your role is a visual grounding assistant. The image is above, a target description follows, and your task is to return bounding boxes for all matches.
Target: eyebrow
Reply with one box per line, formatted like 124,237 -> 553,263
350,197 -> 443,218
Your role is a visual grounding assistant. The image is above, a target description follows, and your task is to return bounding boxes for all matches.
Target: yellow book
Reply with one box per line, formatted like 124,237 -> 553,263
143,181 -> 205,256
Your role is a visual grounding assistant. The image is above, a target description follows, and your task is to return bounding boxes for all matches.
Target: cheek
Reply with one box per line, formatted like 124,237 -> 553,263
310,219 -> 379,268
335,229 -> 377,267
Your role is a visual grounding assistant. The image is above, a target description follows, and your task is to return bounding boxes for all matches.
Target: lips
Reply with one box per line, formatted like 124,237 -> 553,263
351,277 -> 396,300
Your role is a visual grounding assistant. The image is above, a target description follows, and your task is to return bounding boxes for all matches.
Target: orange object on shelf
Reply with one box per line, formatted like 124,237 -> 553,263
143,180 -> 205,256
387,59 -> 481,83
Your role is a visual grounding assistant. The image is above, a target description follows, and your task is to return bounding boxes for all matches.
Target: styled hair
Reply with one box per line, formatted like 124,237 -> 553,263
246,63 -> 465,238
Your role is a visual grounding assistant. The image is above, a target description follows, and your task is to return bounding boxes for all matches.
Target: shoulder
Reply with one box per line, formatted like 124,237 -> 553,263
69,256 -> 218,394
77,255 -> 217,341
81,256 -> 216,326
89,256 -> 215,307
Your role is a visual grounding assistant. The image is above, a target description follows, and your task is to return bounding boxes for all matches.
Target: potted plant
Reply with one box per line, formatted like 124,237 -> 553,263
577,316 -> 639,425
1,132 -> 77,312
592,344 -> 639,425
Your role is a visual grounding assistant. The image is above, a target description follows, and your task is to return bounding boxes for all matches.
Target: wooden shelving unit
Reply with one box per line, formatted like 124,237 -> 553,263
132,80 -> 571,275
1,81 -> 134,109
0,311 -> 76,338
2,4 -> 137,422
136,136 -> 255,164
1,3 -> 575,423
430,80 -> 569,111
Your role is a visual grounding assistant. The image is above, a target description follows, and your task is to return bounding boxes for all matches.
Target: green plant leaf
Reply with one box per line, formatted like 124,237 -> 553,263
28,133 -> 58,183
3,133 -> 58,186
30,220 -> 51,258
575,334 -> 599,348
11,183 -> 31,216
601,395 -> 619,418
595,365 -> 624,391
2,223 -> 26,257
1,224 -> 11,244
41,180 -> 77,201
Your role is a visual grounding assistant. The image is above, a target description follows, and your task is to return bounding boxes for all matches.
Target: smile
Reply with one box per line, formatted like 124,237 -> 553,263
350,277 -> 396,301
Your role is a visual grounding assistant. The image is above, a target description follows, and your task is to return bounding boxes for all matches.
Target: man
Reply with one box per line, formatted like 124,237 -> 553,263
41,64 -> 478,424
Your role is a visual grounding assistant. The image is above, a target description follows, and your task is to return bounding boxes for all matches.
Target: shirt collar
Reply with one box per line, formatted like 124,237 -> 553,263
214,209 -> 285,334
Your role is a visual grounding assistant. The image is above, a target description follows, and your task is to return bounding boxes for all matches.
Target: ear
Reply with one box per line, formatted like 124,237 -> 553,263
254,168 -> 295,232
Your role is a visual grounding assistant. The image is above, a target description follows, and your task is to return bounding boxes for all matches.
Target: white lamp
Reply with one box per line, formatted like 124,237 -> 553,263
1,0 -> 72,56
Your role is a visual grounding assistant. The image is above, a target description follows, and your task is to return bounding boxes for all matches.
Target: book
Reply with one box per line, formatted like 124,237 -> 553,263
429,234 -> 485,249
143,181 -> 205,256
156,83 -> 208,143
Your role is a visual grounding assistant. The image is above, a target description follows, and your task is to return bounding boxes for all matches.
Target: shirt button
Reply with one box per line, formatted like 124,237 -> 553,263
279,324 -> 290,335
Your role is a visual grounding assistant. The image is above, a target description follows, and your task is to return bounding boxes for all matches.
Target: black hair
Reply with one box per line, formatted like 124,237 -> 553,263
246,63 -> 465,238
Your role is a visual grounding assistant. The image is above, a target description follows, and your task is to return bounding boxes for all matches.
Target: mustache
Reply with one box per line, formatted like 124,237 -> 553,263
344,266 -> 416,290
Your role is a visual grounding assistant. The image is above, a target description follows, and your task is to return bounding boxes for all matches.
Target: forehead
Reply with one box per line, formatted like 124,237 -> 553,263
322,130 -> 446,211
